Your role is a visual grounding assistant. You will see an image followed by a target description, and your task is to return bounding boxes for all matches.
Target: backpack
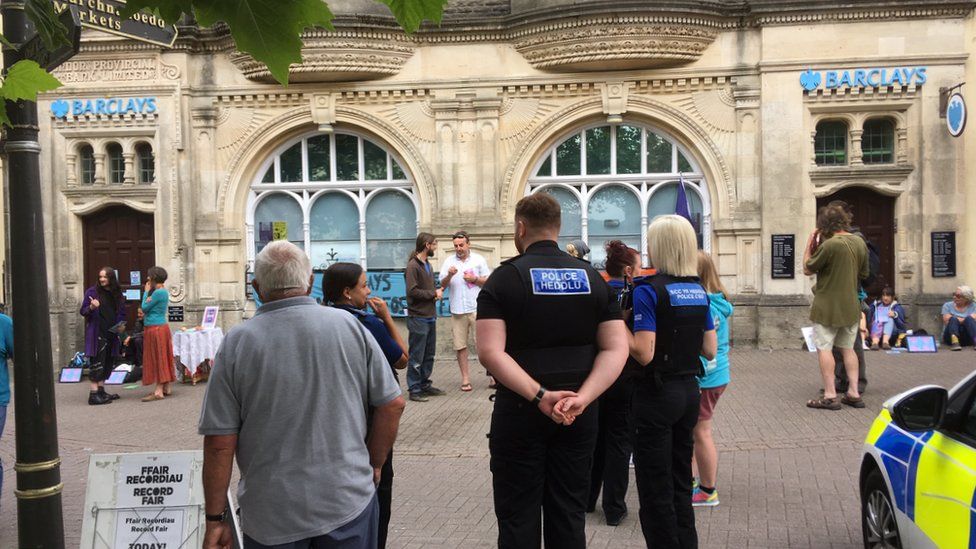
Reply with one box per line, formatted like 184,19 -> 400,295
854,230 -> 882,291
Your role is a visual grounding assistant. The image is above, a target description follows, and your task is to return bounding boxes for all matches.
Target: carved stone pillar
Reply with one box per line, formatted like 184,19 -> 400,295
123,152 -> 136,185
93,153 -> 106,185
65,152 -> 77,187
810,130 -> 818,168
849,129 -> 864,166
896,127 -> 908,165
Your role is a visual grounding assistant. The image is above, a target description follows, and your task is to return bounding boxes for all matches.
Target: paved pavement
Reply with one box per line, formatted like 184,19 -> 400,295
1,349 -> 973,548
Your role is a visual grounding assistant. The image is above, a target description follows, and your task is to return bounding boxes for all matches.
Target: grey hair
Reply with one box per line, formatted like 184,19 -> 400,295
958,286 -> 975,303
254,241 -> 312,293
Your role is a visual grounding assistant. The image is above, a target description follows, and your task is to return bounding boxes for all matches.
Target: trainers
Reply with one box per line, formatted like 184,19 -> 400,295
88,391 -> 112,405
692,477 -> 699,491
952,335 -> 962,351
409,392 -> 429,402
692,487 -> 719,507
422,386 -> 446,396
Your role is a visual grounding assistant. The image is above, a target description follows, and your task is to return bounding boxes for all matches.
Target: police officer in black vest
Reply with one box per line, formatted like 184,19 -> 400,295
628,215 -> 717,549
476,193 -> 629,549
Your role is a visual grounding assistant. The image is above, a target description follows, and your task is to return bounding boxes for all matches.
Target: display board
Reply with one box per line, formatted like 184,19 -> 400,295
771,234 -> 796,279
931,231 -> 956,278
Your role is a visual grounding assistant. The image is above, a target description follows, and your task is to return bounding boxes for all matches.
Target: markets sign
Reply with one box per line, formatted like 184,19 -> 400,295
50,97 -> 157,118
800,67 -> 927,92
946,92 -> 967,137
53,0 -> 178,48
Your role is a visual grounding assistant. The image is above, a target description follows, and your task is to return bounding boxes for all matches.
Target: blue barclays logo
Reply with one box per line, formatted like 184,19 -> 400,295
946,92 -> 966,137
799,67 -> 927,91
50,97 -> 158,118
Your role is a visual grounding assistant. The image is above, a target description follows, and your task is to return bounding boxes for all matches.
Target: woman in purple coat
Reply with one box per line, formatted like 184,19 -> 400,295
80,267 -> 126,405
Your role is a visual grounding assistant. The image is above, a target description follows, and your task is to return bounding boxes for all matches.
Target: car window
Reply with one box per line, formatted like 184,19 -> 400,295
964,401 -> 976,440
945,378 -> 976,444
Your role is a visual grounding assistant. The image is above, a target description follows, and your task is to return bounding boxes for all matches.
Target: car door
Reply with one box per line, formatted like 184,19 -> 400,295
912,378 -> 976,548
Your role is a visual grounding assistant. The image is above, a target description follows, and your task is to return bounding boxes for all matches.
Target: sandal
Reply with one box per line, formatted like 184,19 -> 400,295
806,396 -> 841,410
460,383 -> 473,392
841,395 -> 866,408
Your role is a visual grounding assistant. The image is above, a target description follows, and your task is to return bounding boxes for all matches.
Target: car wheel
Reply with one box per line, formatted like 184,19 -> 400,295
862,467 -> 902,548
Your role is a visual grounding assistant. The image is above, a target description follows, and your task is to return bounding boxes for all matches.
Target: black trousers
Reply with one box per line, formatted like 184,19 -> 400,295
587,376 -> 635,520
489,390 -> 598,549
833,330 -> 867,394
377,450 -> 394,549
631,376 -> 700,549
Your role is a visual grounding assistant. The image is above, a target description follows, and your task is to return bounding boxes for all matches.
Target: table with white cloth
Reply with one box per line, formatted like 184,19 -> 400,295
172,327 -> 223,384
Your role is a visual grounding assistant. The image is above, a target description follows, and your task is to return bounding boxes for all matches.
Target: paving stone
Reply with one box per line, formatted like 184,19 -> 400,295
0,349 -> 972,547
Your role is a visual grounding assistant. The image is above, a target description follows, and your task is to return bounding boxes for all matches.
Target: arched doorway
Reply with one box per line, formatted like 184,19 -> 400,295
817,187 -> 895,295
83,205 -> 155,324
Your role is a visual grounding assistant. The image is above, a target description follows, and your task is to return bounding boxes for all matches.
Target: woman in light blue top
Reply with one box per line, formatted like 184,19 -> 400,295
140,266 -> 175,401
942,285 -> 976,350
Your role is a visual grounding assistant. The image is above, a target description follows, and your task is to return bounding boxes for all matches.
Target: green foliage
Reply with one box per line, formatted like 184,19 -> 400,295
376,0 -> 449,33
0,60 -> 63,125
121,0 -> 447,84
25,0 -> 71,51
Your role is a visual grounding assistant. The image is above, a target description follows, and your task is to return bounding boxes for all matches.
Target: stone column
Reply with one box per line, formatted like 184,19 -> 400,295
896,127 -> 908,165
123,152 -> 136,185
850,129 -> 864,166
93,152 -> 106,185
65,152 -> 77,187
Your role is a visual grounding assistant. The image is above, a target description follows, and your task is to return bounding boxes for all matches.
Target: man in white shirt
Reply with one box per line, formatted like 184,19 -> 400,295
440,231 -> 491,391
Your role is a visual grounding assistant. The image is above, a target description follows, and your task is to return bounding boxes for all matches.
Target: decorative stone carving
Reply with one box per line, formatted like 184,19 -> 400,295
513,19 -> 719,71
230,31 -> 415,83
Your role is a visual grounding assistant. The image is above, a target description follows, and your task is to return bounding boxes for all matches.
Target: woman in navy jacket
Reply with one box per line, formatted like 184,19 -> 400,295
866,287 -> 907,349
80,267 -> 126,404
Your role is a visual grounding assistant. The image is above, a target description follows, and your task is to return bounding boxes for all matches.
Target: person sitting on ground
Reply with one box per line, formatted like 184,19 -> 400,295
942,285 -> 976,351
867,288 -> 907,350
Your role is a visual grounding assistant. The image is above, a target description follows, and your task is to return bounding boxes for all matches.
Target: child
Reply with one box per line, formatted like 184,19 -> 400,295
693,252 -> 734,507
868,287 -> 907,350
140,266 -> 175,401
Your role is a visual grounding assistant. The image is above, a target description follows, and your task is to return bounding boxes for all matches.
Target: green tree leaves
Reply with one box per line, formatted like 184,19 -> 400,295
0,60 -> 62,125
25,0 -> 72,51
377,0 -> 448,33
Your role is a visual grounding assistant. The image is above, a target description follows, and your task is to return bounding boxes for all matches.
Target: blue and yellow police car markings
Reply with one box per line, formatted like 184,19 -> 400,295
914,431 -> 976,549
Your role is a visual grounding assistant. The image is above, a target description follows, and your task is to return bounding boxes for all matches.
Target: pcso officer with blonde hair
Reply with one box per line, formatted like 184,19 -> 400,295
476,193 -> 629,548
627,215 -> 717,548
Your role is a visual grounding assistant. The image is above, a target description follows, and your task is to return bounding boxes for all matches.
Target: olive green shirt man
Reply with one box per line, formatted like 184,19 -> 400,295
805,233 -> 869,327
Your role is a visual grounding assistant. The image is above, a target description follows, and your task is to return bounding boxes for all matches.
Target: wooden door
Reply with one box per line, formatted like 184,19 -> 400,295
83,206 -> 156,324
817,187 -> 895,296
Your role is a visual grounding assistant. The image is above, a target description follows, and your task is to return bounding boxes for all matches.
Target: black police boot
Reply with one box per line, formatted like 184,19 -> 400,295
88,391 -> 112,405
99,386 -> 120,400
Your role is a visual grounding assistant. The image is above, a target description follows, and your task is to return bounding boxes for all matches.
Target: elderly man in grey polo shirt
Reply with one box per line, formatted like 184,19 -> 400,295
199,240 -> 405,549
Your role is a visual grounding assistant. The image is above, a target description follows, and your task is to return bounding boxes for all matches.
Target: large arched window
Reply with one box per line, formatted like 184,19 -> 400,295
528,123 -> 710,267
862,118 -> 895,164
814,120 -> 848,166
107,142 -> 124,184
78,144 -> 95,185
136,142 -> 155,184
248,130 -> 417,271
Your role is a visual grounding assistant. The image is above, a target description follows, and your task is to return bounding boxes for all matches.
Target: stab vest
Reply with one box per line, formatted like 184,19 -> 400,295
504,252 -> 600,391
639,273 -> 710,379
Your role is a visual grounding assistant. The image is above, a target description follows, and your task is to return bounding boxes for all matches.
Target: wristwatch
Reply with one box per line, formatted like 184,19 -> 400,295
206,510 -> 227,523
531,386 -> 547,405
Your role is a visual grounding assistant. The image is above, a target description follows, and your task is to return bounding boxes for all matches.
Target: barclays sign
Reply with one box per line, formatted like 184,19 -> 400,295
50,97 -> 158,119
800,67 -> 927,92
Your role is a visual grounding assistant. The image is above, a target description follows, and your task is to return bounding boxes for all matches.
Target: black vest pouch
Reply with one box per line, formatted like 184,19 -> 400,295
509,344 -> 597,391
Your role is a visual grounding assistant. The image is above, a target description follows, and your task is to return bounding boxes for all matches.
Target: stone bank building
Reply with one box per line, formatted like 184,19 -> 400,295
24,0 -> 976,358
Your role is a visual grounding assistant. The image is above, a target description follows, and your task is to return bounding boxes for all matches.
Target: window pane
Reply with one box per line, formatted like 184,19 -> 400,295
335,134 -> 359,181
556,134 -> 581,176
815,121 -> 847,166
254,194 -> 304,253
107,143 -> 124,184
137,143 -> 154,184
587,186 -> 641,268
279,142 -> 303,182
391,160 -> 406,180
366,191 -> 417,270
261,165 -> 274,183
646,132 -> 672,173
539,187 -> 581,249
616,125 -> 641,174
363,140 -> 388,180
647,182 -> 705,240
80,146 -> 95,185
536,155 -> 552,177
586,126 -> 611,175
862,119 -> 894,164
308,135 -> 330,181
678,151 -> 693,173
310,193 -> 360,268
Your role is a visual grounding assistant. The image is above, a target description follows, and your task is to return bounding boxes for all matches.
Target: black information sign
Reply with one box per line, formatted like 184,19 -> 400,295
931,231 -> 957,278
771,234 -> 796,279
168,306 -> 184,323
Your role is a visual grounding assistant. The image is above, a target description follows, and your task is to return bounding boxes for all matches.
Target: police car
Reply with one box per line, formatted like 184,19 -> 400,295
860,369 -> 976,548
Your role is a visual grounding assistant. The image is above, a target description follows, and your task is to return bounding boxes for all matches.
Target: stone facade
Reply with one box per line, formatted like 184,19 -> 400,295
18,0 -> 976,361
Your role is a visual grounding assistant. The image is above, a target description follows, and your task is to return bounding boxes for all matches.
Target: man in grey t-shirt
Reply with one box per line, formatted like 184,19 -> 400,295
199,241 -> 405,548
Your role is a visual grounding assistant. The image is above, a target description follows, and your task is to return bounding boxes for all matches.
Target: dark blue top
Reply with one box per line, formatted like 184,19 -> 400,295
633,284 -> 715,333
335,305 -> 403,371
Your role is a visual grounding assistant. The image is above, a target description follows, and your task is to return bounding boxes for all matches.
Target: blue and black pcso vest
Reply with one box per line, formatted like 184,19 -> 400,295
638,273 -> 710,379
504,251 -> 602,391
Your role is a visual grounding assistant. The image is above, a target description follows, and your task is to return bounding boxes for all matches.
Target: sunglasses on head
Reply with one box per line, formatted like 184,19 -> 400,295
452,232 -> 468,239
